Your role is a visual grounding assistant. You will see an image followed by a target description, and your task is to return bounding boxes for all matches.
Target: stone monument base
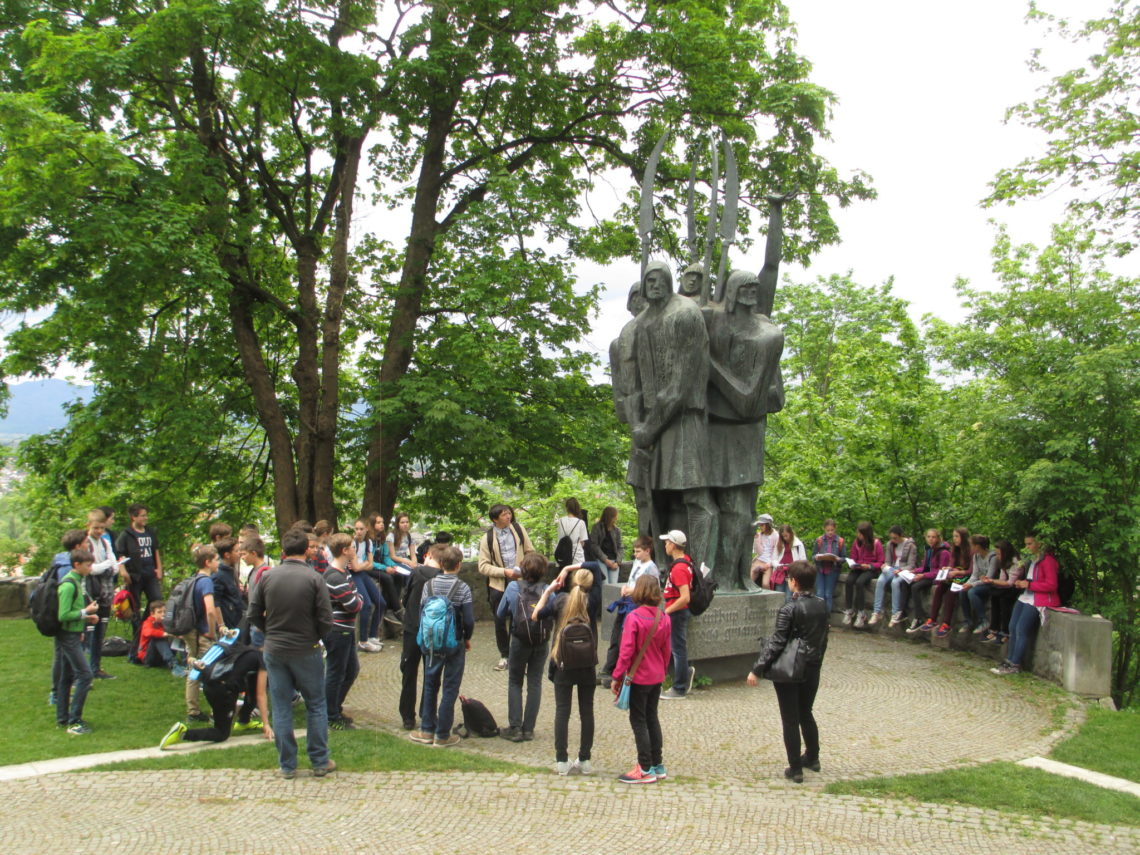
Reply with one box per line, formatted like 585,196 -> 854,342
600,584 -> 783,682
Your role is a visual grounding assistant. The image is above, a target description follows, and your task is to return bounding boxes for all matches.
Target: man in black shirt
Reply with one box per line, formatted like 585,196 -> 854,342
115,503 -> 164,661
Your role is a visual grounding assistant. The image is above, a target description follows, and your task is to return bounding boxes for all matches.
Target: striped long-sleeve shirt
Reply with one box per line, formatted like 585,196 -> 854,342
322,564 -> 362,632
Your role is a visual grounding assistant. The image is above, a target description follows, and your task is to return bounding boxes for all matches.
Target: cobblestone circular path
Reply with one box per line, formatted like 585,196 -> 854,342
4,629 -> 1135,854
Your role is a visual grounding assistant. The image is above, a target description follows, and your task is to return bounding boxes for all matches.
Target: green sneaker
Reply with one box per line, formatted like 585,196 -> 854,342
231,720 -> 261,735
159,721 -> 187,750
651,764 -> 667,780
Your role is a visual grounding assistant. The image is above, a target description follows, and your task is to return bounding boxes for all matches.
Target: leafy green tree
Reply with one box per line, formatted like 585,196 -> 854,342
986,1 -> 1140,250
762,274 -> 961,539
927,223 -> 1140,707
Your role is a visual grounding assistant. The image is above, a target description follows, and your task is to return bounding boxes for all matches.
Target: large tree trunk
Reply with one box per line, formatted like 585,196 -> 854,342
293,243 -> 322,524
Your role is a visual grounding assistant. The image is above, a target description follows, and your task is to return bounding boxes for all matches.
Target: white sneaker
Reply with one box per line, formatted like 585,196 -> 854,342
494,658 -> 508,671
905,619 -> 921,635
556,761 -> 571,776
868,611 -> 882,626
889,611 -> 904,627
576,759 -> 593,775
842,610 -> 855,626
368,637 -> 384,652
854,612 -> 866,629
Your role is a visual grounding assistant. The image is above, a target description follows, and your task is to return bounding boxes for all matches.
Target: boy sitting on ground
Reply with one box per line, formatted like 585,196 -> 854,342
138,600 -> 185,675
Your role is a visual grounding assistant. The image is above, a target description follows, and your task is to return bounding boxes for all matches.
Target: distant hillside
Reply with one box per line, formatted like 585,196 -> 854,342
0,380 -> 93,438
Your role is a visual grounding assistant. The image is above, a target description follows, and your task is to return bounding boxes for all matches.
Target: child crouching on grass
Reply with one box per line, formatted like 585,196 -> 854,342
138,600 -> 186,676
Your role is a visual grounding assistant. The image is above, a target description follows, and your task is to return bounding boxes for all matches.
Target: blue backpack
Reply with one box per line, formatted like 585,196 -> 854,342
417,576 -> 461,661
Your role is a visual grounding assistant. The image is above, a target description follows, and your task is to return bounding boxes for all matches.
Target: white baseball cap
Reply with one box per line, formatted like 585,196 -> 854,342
658,530 -> 688,547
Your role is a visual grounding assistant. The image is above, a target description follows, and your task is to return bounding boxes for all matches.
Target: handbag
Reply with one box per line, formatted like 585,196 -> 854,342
763,636 -> 807,683
615,608 -> 663,711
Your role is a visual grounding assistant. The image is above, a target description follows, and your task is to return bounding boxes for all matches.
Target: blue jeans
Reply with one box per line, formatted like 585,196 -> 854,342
507,636 -> 547,732
143,638 -> 173,668
324,630 -> 359,720
669,607 -> 690,694
965,584 -> 995,628
774,580 -> 790,602
1007,600 -> 1041,667
420,647 -> 465,738
264,647 -> 329,773
352,572 -> 384,641
875,567 -> 903,614
815,568 -> 838,612
54,631 -> 93,725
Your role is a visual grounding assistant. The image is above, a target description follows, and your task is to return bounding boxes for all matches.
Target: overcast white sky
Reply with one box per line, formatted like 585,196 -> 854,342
575,0 -> 1110,370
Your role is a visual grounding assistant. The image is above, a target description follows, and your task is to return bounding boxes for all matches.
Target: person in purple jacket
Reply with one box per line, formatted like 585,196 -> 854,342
903,530 -> 951,633
843,522 -> 883,628
611,574 -> 672,784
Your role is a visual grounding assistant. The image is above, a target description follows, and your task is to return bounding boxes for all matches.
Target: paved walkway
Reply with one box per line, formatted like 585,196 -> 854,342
3,629 -> 1137,854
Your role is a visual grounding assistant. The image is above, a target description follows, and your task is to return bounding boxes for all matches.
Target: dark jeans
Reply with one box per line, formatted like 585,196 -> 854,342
627,681 -> 663,771
324,630 -> 359,720
184,682 -> 243,742
929,581 -> 960,624
1007,600 -> 1041,667
88,603 -> 110,672
399,631 -> 423,725
352,572 -> 384,641
55,630 -> 94,725
421,647 -> 465,738
670,607 -> 690,694
903,577 -> 934,621
487,587 -> 510,658
143,638 -> 173,668
844,569 -> 877,612
553,667 -> 595,763
377,571 -> 403,618
989,587 -> 1018,634
773,663 -> 821,769
507,636 -> 547,732
127,574 -> 162,660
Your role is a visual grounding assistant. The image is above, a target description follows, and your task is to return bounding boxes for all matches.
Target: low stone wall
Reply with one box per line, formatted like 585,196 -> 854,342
0,576 -> 34,617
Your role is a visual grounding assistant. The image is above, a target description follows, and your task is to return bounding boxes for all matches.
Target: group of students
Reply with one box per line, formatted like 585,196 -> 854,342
752,516 -> 1062,676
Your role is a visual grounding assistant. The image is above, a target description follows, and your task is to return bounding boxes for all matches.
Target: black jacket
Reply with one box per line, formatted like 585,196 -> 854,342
751,592 -> 830,677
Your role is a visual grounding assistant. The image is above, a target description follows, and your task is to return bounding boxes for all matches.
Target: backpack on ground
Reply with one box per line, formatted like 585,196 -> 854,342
163,575 -> 200,636
417,575 -> 461,659
685,557 -> 717,617
101,635 -> 130,657
555,616 -> 597,670
512,582 -> 552,644
454,695 -> 499,738
30,563 -> 75,637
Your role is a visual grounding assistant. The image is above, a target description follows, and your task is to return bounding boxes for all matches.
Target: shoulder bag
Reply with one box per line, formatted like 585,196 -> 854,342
763,601 -> 807,683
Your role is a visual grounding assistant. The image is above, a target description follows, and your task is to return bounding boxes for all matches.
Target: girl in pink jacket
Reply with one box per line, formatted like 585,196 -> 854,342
992,534 -> 1060,676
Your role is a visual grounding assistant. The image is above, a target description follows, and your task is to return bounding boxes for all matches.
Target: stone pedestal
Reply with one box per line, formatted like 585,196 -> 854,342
599,584 -> 783,682
0,576 -> 33,617
1029,610 -> 1113,697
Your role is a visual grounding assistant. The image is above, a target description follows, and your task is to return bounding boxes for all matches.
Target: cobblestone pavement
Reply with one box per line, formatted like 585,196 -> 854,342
5,629 -> 1137,855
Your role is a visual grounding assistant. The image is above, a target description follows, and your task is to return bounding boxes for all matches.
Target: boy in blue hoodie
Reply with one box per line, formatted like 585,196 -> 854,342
55,547 -> 99,734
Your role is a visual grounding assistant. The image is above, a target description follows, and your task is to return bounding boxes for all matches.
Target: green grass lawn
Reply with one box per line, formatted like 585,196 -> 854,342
824,705 -> 1140,827
0,618 -> 530,775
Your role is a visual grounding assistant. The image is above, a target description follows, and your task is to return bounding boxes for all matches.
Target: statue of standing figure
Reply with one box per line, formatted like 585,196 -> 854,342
611,188 -> 786,590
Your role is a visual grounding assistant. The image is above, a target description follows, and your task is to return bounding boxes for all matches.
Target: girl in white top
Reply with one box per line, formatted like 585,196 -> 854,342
385,512 -> 419,572
556,498 -> 589,565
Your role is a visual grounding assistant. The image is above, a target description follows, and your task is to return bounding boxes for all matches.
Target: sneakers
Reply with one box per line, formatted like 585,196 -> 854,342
842,610 -> 855,626
868,611 -> 882,626
853,612 -> 866,629
572,759 -> 593,776
434,734 -> 461,747
918,619 -> 936,632
171,665 -> 187,678
328,717 -> 357,731
401,718 -> 416,731
66,721 -> 92,735
409,730 -> 434,744
687,665 -> 696,691
94,669 -> 115,680
188,711 -> 211,722
905,618 -> 922,634
159,721 -> 187,749
991,662 -> 1021,676
231,720 -> 261,735
935,623 -> 951,638
618,765 -> 657,784
983,631 -> 1000,644
799,755 -> 821,772
279,768 -> 296,780
651,763 -> 667,780
973,623 -> 991,635
556,761 -> 572,776
368,637 -> 384,651
494,657 -> 509,671
382,612 -> 404,628
499,726 -> 525,742
521,730 -> 535,741
889,611 -> 904,628
313,760 -> 338,777
957,622 -> 972,634
784,766 -> 804,783
358,639 -> 382,653
660,688 -> 687,700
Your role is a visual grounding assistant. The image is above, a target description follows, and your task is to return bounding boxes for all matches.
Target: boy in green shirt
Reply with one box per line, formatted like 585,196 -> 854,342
55,548 -> 99,734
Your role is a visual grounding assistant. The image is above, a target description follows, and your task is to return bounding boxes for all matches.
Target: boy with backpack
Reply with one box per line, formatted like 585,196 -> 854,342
54,548 -> 99,734
410,545 -> 473,748
495,552 -> 552,742
182,544 -> 223,722
659,530 -> 695,700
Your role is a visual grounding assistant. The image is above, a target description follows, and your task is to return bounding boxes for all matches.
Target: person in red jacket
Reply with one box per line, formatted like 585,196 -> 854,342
992,533 -> 1060,676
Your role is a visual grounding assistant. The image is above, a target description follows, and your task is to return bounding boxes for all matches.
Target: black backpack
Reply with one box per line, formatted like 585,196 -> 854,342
555,617 -> 597,670
675,556 -> 716,617
163,575 -> 200,636
512,582 -> 552,644
30,563 -> 76,637
553,535 -> 574,569
454,695 -> 499,738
